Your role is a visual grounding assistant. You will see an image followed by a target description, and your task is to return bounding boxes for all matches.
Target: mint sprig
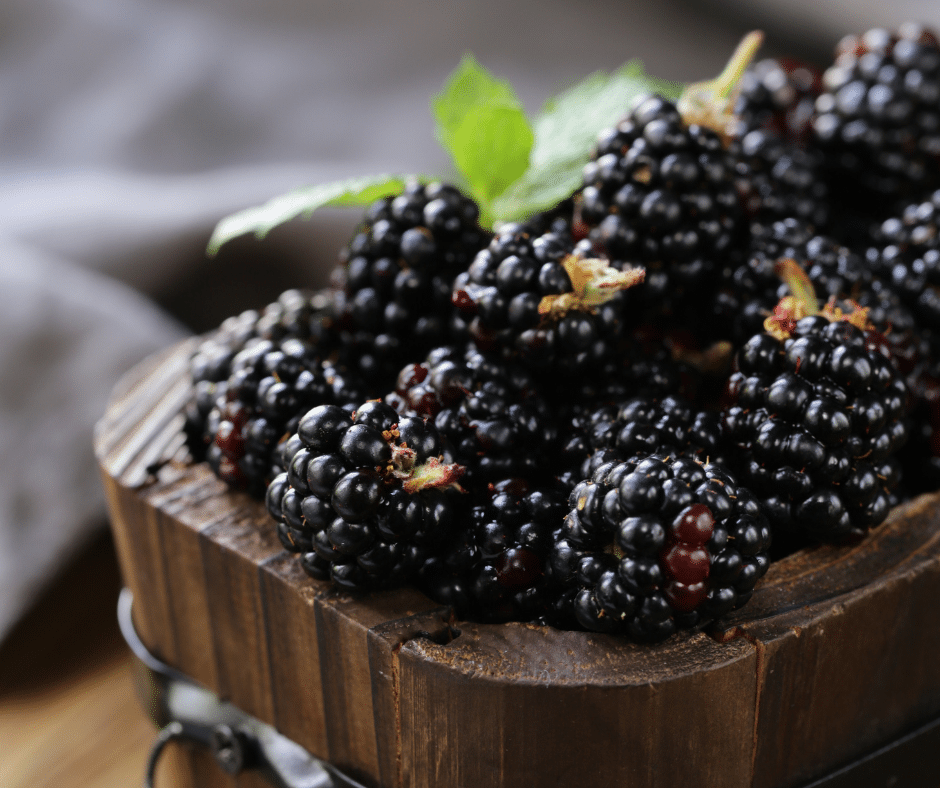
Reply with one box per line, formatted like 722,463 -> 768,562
206,174 -> 421,256
206,55 -> 687,255
432,55 -> 534,224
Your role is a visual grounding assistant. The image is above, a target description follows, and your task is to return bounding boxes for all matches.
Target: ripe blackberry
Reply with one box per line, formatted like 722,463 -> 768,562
735,57 -> 823,144
419,478 -> 568,623
387,345 -> 559,485
730,129 -> 829,230
266,401 -> 466,591
577,94 -> 743,312
811,23 -> 940,211
715,219 -> 878,344
330,181 -> 490,383
722,296 -> 908,543
866,189 -> 940,330
559,394 -> 723,492
451,221 -> 644,375
202,337 -> 367,496
185,290 -> 347,475
576,36 -> 765,318
549,454 -> 771,641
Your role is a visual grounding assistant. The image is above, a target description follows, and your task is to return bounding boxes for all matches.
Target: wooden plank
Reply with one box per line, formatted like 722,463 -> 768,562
146,468 -> 230,690
200,500 -> 283,724
257,553 -> 332,760
713,494 -> 940,788
367,608 -> 455,788
314,587 -> 448,787
396,624 -> 757,788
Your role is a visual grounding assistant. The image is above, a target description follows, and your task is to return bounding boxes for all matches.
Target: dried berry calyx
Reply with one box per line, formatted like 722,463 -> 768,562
764,258 -> 873,340
538,255 -> 645,319
678,31 -> 765,142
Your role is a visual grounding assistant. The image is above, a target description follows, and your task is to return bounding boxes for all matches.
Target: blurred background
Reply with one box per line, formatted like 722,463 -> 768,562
3,1 -> 940,786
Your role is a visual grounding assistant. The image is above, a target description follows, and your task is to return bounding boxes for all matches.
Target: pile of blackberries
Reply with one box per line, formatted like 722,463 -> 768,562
184,23 -> 940,642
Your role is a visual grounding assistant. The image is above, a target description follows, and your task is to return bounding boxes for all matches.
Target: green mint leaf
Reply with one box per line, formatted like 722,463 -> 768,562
492,61 -> 681,223
206,174 -> 419,256
452,104 -> 534,206
433,55 -> 534,224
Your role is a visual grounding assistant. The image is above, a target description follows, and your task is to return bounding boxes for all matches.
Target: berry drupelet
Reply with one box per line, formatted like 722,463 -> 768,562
811,23 -> 940,211
451,221 -> 644,375
330,181 -> 491,384
722,289 -> 909,543
559,395 -> 724,492
419,478 -> 568,623
266,401 -> 466,591
730,129 -> 829,230
387,345 -> 559,485
578,94 -> 742,311
202,336 -> 367,496
550,454 -> 771,641
734,57 -> 823,144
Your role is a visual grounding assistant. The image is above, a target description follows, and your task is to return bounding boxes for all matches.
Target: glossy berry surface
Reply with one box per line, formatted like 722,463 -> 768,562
550,454 -> 771,641
578,94 -> 745,312
388,345 -> 559,484
330,181 -> 490,383
266,400 -> 466,591
812,24 -> 940,208
451,220 -> 638,374
419,478 -> 568,623
723,315 -> 908,542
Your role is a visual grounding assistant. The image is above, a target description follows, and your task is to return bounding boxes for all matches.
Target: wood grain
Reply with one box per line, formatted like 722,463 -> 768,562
95,340 -> 940,788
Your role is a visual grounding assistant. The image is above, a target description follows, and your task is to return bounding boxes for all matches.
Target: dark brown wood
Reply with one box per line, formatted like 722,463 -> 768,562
95,340 -> 940,788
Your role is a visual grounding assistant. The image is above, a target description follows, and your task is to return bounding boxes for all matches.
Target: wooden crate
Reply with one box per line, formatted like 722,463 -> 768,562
95,339 -> 940,788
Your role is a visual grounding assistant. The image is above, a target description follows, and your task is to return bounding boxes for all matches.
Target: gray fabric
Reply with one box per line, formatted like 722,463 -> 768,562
0,241 -> 186,638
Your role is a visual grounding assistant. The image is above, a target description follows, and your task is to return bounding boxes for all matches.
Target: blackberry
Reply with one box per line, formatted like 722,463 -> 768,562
451,221 -> 644,375
863,191 -> 940,492
387,345 -> 559,485
559,395 -> 723,492
203,337 -> 367,496
866,189 -> 940,330
722,295 -> 908,543
811,23 -> 940,212
577,94 -> 743,313
330,181 -> 490,383
266,401 -> 466,591
730,129 -> 829,230
185,290 -> 338,458
419,478 -> 568,623
549,454 -> 771,641
715,219 -> 877,345
576,36 -> 766,319
735,57 -> 823,144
